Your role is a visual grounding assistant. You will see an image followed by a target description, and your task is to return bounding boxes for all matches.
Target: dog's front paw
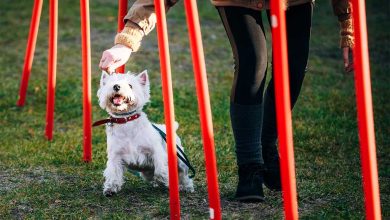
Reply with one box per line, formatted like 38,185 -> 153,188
154,174 -> 169,188
180,181 -> 195,193
180,185 -> 195,193
183,185 -> 195,193
103,188 -> 117,197
151,181 -> 160,188
103,183 -> 121,197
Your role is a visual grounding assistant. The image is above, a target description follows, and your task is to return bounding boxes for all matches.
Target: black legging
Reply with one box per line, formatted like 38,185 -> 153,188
218,3 -> 313,147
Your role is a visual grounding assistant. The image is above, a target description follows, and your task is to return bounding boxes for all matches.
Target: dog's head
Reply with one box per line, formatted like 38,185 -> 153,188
97,70 -> 150,115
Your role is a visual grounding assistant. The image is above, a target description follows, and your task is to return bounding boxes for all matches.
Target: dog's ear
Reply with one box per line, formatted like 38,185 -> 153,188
100,71 -> 109,87
138,70 -> 149,86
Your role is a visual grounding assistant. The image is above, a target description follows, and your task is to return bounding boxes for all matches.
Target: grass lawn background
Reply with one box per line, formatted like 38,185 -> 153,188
0,0 -> 388,219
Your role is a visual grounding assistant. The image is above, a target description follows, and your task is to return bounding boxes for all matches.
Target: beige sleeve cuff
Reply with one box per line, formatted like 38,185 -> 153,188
114,23 -> 144,52
339,18 -> 354,48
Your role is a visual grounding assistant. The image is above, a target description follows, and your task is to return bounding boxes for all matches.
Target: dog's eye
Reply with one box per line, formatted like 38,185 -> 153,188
128,84 -> 132,89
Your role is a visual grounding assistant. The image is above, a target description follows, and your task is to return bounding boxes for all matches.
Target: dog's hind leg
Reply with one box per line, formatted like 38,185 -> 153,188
140,170 -> 154,182
103,157 -> 125,197
178,165 -> 194,192
141,170 -> 161,188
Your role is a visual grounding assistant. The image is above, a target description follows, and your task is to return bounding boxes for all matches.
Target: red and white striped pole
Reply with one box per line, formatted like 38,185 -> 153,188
270,2 -> 299,220
154,0 -> 181,219
350,0 -> 382,219
184,1 -> 221,219
45,0 -> 58,140
17,0 -> 43,107
80,0 -> 92,162
116,0 -> 128,73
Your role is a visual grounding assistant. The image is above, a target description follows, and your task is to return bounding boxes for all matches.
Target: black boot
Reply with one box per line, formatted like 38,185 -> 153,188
230,103 -> 264,167
263,144 -> 282,191
230,103 -> 266,202
235,163 -> 265,202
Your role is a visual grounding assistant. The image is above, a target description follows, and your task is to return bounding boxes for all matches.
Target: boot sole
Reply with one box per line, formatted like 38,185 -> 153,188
235,195 -> 265,203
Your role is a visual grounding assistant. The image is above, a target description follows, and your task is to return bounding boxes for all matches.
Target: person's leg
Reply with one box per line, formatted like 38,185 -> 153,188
262,3 -> 314,190
217,6 -> 268,202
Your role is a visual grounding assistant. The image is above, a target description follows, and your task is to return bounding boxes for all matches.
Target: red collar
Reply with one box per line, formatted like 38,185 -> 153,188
93,113 -> 141,127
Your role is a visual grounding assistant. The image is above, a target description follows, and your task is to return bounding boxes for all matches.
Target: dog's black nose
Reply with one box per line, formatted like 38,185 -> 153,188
113,84 -> 120,92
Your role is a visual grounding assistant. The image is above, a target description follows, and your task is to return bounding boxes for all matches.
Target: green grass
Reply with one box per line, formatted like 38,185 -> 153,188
0,0 -> 388,219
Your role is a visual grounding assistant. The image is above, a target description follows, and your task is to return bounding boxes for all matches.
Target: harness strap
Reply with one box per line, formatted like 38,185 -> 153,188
151,124 -> 196,178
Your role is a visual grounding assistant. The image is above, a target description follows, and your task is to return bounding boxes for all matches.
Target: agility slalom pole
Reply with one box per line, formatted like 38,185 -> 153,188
184,1 -> 221,219
17,0 -> 43,106
80,0 -> 92,162
154,0 -> 181,219
270,2 -> 298,219
45,0 -> 58,141
351,1 -> 382,219
116,0 -> 128,73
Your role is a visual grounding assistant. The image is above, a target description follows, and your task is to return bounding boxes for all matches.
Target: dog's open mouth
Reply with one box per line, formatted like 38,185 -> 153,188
110,94 -> 129,106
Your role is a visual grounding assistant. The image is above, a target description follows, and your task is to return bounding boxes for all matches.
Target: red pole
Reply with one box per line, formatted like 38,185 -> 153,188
183,1 -> 221,219
45,0 -> 58,141
17,0 -> 43,107
116,0 -> 128,73
350,1 -> 382,219
154,0 -> 180,219
270,2 -> 298,220
80,0 -> 92,162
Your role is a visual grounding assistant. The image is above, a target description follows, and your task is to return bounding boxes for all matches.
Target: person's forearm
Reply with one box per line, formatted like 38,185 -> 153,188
331,0 -> 354,48
115,0 -> 178,52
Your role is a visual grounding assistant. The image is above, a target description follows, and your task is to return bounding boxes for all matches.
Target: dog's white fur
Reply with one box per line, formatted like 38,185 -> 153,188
97,70 -> 194,196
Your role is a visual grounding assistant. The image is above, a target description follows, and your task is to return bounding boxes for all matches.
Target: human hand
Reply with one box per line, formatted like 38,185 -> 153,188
343,47 -> 354,73
99,44 -> 132,74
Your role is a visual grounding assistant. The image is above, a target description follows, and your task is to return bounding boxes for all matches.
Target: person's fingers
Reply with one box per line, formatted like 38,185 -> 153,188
342,47 -> 355,73
99,57 -> 106,69
346,63 -> 354,73
343,47 -> 350,69
99,45 -> 131,73
110,61 -> 121,71
107,59 -> 127,74
107,66 -> 115,74
348,48 -> 354,72
106,66 -> 114,74
101,58 -> 114,70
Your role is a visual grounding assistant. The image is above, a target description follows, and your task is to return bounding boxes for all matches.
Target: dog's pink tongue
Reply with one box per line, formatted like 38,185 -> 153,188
113,97 -> 123,105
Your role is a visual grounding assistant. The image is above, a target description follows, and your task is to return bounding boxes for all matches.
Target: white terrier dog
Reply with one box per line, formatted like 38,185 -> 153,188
97,70 -> 194,196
